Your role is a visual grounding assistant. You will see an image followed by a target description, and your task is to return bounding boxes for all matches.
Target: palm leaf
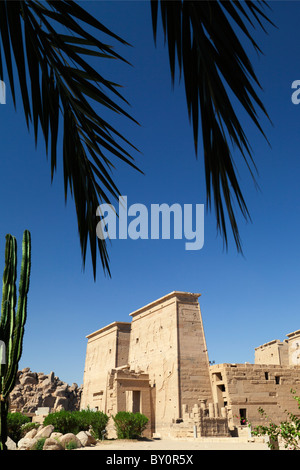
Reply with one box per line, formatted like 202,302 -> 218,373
0,0 -> 274,279
151,0 -> 274,252
0,0 -> 141,279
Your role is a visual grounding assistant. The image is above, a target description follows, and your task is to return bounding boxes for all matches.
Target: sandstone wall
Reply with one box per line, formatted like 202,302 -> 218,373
128,293 -> 179,431
128,292 -> 213,434
287,330 -> 300,365
254,330 -> 300,367
81,291 -> 214,437
176,295 -> 213,411
210,363 -> 300,429
255,339 -> 289,365
80,322 -> 131,410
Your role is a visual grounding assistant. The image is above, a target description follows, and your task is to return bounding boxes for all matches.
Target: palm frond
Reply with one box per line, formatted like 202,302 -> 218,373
0,0 -> 141,279
151,0 -> 273,252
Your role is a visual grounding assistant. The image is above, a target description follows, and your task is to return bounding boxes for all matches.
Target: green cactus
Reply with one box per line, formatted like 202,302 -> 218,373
0,230 -> 31,450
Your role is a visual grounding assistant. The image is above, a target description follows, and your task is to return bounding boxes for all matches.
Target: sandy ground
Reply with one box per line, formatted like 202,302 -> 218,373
77,437 -> 269,451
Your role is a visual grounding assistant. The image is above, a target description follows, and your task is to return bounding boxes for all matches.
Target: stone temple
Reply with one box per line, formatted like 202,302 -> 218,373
80,291 -> 300,439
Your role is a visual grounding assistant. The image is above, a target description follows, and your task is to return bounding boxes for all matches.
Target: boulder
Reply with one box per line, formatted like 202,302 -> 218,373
35,424 -> 54,439
24,428 -> 38,439
48,371 -> 55,383
9,368 -> 83,414
42,394 -> 56,408
54,386 -> 68,397
10,391 -> 22,399
54,396 -> 69,410
19,374 -> 38,386
13,384 -> 23,391
50,432 -> 63,440
59,433 -> 82,449
39,378 -> 56,392
6,436 -> 17,450
76,431 -> 97,447
17,437 -> 38,450
12,397 -> 25,408
43,438 -> 64,451
37,373 -> 48,381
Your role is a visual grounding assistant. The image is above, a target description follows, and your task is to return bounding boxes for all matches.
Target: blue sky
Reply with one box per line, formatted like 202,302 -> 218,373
0,1 -> 300,386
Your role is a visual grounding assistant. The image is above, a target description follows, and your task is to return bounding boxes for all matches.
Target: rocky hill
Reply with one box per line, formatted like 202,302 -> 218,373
9,367 -> 82,413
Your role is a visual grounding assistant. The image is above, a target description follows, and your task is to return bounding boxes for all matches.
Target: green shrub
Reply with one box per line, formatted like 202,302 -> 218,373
76,408 -> 109,439
43,410 -> 80,434
65,440 -> 78,450
32,438 -> 46,450
112,411 -> 148,439
43,409 -> 109,438
21,421 -> 39,437
252,390 -> 300,450
7,412 -> 31,443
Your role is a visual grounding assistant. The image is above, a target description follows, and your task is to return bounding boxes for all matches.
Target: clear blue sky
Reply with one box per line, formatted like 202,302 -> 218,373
0,1 -> 299,386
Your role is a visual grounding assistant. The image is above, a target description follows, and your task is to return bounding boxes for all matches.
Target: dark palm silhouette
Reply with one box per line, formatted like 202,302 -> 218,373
0,1 -> 273,278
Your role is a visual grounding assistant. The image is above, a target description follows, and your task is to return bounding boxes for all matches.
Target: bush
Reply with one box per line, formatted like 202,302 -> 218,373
7,412 -> 31,443
43,409 -> 109,438
77,408 -> 109,439
113,412 -> 148,439
21,421 -> 40,437
65,440 -> 78,450
43,410 -> 79,434
32,438 -> 46,450
252,390 -> 300,450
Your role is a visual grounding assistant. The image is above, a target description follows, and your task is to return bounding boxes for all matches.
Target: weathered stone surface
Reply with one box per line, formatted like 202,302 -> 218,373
39,379 -> 55,391
19,373 -> 38,386
58,433 -> 82,449
50,432 -> 63,440
16,426 -> 91,450
81,291 -> 213,439
43,438 -> 64,451
42,394 -> 56,408
17,437 -> 38,450
210,361 -> 300,431
80,290 -> 300,440
37,373 -> 48,381
10,426 -> 99,451
6,436 -> 17,450
54,385 -> 68,397
48,371 -> 55,383
9,368 -> 82,414
35,424 -> 54,439
24,428 -> 38,439
76,431 -> 97,447
54,396 -> 69,410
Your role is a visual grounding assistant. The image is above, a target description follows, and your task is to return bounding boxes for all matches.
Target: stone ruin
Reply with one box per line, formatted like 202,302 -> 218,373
10,291 -> 300,440
81,291 -> 224,439
81,291 -> 300,439
9,367 -> 82,417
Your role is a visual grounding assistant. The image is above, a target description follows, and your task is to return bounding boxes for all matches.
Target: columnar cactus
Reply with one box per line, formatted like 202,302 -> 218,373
0,231 -> 31,450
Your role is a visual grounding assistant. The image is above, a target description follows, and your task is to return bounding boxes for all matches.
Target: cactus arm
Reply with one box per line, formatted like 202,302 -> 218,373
0,235 -> 17,401
0,230 -> 31,450
5,236 -> 17,387
0,235 -> 16,340
3,231 -> 31,398
0,235 -> 17,397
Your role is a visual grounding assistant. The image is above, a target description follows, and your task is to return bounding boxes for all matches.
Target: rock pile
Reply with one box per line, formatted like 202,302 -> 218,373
7,424 -> 97,450
9,368 -> 82,413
